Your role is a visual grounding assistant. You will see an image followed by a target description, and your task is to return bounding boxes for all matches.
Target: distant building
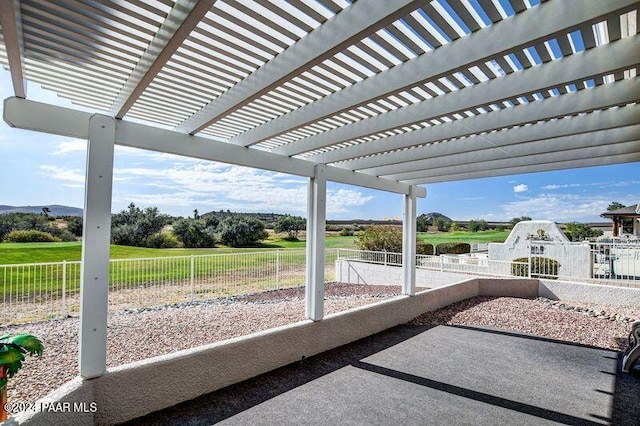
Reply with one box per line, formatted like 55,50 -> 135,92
601,204 -> 640,237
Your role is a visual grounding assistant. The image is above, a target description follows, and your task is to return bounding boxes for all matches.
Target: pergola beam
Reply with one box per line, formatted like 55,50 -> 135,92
402,144 -> 640,185
312,79 -> 640,167
277,36 -> 639,157
385,126 -> 640,180
3,97 -> 424,197
364,111 -> 640,177
175,0 -> 425,135
110,0 -> 217,118
0,0 -> 26,98
234,0 -> 638,149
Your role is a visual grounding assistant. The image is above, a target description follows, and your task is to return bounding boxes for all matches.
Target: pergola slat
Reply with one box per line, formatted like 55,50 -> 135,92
235,0 -> 637,149
277,36 -> 639,157
175,0 -> 426,134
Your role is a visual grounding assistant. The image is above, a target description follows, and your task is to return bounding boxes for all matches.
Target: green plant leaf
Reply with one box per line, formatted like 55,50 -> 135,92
0,378 -> 6,389
0,347 -> 24,366
4,334 -> 44,356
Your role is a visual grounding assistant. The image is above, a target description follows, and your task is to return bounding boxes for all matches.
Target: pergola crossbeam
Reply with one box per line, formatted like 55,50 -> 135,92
402,148 -> 640,185
278,36 -> 639,157
360,107 -> 640,176
0,0 -> 26,98
110,0 -> 217,118
234,0 -> 638,150
174,0 -> 424,135
312,79 -> 640,167
2,97 -> 424,197
386,126 -> 640,181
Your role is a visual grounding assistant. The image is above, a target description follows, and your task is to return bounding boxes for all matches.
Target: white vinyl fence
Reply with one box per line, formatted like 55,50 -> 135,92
1,249 -> 339,325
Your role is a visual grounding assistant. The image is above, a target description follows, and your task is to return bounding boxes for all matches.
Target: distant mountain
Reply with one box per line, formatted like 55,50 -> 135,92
418,212 -> 453,224
0,204 -> 83,216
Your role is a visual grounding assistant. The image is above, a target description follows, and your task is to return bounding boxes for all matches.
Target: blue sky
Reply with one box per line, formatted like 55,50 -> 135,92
0,69 -> 638,222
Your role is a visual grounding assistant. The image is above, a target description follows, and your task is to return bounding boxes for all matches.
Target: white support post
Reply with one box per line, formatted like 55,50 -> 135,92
305,164 -> 326,321
402,186 -> 417,296
79,114 -> 115,379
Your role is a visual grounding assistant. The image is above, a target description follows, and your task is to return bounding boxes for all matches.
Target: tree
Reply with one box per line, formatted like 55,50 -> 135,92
433,217 -> 451,232
111,203 -> 171,247
172,218 -> 216,248
563,222 -> 603,242
468,219 -> 488,232
416,215 -> 429,232
510,216 -> 532,227
41,207 -> 50,218
273,215 -> 305,240
218,216 -> 268,247
66,216 -> 83,237
606,202 -> 626,211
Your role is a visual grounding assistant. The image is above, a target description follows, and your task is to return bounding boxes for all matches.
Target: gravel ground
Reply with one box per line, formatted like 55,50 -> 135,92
1,284 -> 638,409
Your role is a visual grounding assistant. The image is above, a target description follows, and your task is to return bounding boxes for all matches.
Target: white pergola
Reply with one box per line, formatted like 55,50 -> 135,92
0,0 -> 638,382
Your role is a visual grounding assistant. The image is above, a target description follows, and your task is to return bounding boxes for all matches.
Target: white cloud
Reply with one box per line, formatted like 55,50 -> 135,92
53,139 -> 86,155
110,161 -> 373,215
513,184 -> 528,193
499,193 -> 640,222
542,183 -> 582,190
39,165 -> 85,184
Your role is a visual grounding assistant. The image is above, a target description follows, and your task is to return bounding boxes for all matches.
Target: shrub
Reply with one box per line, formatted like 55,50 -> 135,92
273,215 -> 305,240
4,230 -> 61,243
66,216 -> 83,236
468,219 -> 488,232
145,232 -> 180,249
433,217 -> 451,232
111,203 -> 171,247
417,241 -> 434,255
435,242 -> 471,255
511,257 -> 560,279
357,225 -> 429,254
340,226 -> 354,236
563,222 -> 603,242
357,226 -> 403,252
218,216 -> 268,247
171,218 -> 216,248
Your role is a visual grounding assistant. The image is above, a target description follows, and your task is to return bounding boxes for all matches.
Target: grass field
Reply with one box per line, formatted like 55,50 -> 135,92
0,235 -> 359,265
418,230 -> 509,245
0,231 -> 510,265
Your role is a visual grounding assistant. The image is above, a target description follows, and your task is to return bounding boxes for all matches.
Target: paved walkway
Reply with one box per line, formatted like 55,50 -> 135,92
128,325 -> 640,426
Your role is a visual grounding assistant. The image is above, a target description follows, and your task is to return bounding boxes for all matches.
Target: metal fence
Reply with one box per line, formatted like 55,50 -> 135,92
337,242 -> 640,283
1,249 -> 339,325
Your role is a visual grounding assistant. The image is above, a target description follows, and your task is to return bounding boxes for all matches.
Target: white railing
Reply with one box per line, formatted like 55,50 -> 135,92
1,249 -> 339,325
336,248 -> 402,266
338,243 -> 640,283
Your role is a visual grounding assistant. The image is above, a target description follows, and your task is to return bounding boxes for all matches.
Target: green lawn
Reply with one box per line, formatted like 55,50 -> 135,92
0,232 -> 509,265
0,235 -> 358,265
418,230 -> 509,246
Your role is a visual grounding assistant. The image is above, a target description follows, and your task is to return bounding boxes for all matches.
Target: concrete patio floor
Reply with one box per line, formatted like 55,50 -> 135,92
127,324 -> 640,426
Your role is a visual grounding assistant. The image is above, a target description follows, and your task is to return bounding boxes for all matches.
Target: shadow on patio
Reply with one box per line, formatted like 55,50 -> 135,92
127,323 -> 640,426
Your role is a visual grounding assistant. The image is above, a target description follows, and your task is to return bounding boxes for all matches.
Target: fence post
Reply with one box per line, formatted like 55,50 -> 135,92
190,255 -> 195,302
439,255 -> 444,272
61,260 -> 66,318
275,250 -> 280,290
384,249 -> 387,266
527,241 -> 532,278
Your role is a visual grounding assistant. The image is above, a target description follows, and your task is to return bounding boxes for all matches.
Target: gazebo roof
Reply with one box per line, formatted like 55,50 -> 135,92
601,204 -> 640,217
0,0 -> 638,195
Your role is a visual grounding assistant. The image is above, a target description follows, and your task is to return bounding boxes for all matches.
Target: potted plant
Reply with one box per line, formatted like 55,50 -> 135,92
0,334 -> 44,422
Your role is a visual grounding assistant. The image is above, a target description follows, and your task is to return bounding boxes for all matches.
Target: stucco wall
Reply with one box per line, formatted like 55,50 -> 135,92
488,220 -> 591,278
